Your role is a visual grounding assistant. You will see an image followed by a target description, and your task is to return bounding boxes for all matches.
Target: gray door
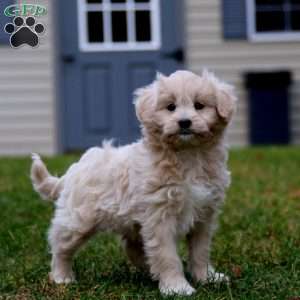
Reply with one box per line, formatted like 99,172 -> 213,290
57,0 -> 184,151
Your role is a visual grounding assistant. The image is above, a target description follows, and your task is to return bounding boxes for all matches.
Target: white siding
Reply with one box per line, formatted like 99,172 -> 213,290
0,0 -> 56,155
185,0 -> 300,146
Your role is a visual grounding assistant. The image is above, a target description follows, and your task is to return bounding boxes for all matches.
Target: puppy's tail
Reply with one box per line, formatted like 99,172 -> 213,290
30,153 -> 64,201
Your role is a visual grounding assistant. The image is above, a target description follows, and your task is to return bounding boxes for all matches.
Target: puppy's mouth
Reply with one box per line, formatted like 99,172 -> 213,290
167,129 -> 213,141
179,129 -> 213,140
179,128 -> 193,136
178,129 -> 195,141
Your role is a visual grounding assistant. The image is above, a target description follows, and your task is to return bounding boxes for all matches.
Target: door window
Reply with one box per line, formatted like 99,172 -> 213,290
78,0 -> 161,51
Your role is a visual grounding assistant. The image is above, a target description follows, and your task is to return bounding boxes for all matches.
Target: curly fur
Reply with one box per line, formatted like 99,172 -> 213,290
30,70 -> 237,295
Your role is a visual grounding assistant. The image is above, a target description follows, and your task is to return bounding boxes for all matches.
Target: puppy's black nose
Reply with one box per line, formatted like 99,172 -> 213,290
178,119 -> 192,129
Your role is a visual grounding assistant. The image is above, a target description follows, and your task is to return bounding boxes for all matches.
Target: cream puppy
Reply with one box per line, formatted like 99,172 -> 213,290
31,70 -> 236,296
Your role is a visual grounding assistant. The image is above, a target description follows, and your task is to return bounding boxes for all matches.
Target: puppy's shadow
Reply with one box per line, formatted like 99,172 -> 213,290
75,259 -> 157,292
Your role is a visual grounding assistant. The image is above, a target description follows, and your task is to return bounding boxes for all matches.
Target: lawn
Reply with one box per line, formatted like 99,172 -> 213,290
0,147 -> 299,300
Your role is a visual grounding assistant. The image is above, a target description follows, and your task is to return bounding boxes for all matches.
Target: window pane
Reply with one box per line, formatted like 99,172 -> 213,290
87,0 -> 102,3
291,11 -> 300,30
256,11 -> 285,31
135,10 -> 151,41
111,0 -> 126,3
88,12 -> 104,42
256,0 -> 284,4
111,11 -> 128,42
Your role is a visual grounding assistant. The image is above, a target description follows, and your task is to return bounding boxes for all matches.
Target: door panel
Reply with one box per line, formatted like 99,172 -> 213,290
127,63 -> 156,135
57,0 -> 184,151
84,66 -> 111,133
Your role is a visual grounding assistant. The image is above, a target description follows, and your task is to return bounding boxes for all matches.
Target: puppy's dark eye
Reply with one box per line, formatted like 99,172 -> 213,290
167,103 -> 176,112
194,102 -> 204,110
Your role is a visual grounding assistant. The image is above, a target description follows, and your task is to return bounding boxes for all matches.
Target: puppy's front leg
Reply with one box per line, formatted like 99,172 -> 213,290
187,216 -> 229,283
142,220 -> 195,296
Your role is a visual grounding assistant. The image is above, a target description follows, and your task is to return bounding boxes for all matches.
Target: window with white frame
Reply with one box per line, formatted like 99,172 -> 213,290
78,0 -> 161,51
247,0 -> 300,41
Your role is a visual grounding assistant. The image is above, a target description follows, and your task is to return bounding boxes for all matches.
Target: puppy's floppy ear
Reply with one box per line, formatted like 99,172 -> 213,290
201,69 -> 237,122
134,73 -> 166,123
216,83 -> 237,122
134,83 -> 156,123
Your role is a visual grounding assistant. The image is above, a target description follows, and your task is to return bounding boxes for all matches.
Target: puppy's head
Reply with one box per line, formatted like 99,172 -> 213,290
134,70 -> 237,148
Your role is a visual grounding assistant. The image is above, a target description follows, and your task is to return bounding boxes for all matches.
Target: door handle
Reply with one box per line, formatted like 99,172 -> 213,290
163,48 -> 185,63
62,54 -> 75,63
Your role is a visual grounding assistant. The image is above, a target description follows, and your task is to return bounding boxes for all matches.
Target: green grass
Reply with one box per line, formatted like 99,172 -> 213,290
0,147 -> 300,300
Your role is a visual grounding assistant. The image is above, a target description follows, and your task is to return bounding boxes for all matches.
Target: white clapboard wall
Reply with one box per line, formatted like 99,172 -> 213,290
0,0 -> 56,155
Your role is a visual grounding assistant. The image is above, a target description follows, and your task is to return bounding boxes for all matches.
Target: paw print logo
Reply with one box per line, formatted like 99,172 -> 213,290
4,16 -> 45,48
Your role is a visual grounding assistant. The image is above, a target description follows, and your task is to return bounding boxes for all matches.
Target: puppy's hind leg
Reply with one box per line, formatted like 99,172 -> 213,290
48,221 -> 95,284
122,230 -> 147,269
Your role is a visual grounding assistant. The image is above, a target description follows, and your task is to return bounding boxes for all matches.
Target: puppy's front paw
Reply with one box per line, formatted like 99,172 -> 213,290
49,271 -> 76,284
159,278 -> 195,296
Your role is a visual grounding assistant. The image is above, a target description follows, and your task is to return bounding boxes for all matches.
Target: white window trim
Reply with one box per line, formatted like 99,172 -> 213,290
78,0 -> 161,52
246,0 -> 300,42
